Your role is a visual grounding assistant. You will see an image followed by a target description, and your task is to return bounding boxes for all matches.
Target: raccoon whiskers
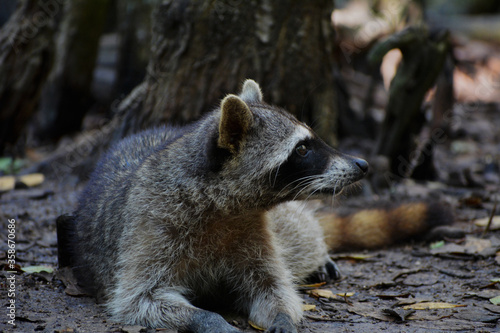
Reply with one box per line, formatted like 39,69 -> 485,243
269,166 -> 281,188
278,175 -> 319,198
291,177 -> 323,201
275,176 -> 311,196
330,180 -> 341,207
300,188 -> 320,202
291,186 -> 311,202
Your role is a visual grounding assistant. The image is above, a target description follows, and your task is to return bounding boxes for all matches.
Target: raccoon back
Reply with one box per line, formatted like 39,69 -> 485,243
58,126 -> 186,296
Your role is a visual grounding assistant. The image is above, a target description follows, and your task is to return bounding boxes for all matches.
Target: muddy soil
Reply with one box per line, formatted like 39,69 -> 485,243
1,105 -> 500,333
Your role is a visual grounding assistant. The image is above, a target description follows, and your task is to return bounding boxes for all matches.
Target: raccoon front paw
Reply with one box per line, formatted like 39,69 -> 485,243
265,313 -> 297,333
307,258 -> 341,284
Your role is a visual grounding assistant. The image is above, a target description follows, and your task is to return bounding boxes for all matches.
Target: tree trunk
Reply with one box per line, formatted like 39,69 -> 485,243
116,0 -> 340,145
0,0 -> 60,155
34,0 -> 110,141
115,0 -> 153,95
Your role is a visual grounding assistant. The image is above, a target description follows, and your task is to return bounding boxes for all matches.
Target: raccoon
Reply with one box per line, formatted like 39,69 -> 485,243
58,79 -> 370,332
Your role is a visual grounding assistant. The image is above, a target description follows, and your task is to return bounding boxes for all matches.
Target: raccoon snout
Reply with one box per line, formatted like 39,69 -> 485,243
353,158 -> 369,174
341,157 -> 369,183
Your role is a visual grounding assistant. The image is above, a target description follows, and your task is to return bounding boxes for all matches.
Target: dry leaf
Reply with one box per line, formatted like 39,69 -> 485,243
18,173 -> 45,187
403,302 -> 466,310
463,237 -> 493,253
382,308 -> 415,321
333,253 -> 375,261
308,289 -> 336,299
299,282 -> 326,288
475,216 -> 500,230
302,304 -> 317,311
0,175 -> 15,192
430,236 -> 493,256
347,302 -> 394,322
248,320 -> 265,331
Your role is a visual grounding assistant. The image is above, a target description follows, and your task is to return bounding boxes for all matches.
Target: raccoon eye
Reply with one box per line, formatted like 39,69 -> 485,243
295,144 -> 309,157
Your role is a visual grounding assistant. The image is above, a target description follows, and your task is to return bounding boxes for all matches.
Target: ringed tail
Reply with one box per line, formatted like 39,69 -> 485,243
318,201 -> 454,251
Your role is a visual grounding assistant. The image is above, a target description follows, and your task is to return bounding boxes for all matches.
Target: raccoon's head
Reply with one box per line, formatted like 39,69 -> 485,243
216,79 -> 368,204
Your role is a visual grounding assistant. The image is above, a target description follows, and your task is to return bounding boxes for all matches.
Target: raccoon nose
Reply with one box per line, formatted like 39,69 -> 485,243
354,158 -> 369,174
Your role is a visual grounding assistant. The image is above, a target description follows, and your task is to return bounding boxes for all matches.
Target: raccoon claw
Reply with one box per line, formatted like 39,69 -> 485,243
326,259 -> 341,281
307,258 -> 341,284
265,313 -> 297,333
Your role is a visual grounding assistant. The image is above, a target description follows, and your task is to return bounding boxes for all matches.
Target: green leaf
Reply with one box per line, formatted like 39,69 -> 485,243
0,157 -> 25,174
22,265 -> 54,274
430,240 -> 445,250
489,296 -> 500,305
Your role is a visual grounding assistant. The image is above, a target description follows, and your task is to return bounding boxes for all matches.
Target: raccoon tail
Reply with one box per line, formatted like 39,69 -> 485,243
56,214 -> 76,268
56,214 -> 97,297
318,201 -> 456,252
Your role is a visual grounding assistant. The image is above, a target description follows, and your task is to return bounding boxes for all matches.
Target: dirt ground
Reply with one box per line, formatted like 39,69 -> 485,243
1,99 -> 500,333
2,34 -> 500,332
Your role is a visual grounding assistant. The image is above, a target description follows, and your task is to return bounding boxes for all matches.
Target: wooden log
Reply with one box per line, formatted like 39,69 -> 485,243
368,26 -> 450,179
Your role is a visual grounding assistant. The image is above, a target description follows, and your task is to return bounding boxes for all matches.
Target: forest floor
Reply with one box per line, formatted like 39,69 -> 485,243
2,32 -> 500,331
1,98 -> 500,333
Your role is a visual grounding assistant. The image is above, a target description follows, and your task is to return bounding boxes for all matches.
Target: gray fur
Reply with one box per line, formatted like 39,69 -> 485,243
64,80 -> 367,332
239,79 -> 263,103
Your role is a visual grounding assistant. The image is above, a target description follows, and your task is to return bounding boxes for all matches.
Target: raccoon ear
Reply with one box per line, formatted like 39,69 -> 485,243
218,94 -> 254,153
239,79 -> 263,103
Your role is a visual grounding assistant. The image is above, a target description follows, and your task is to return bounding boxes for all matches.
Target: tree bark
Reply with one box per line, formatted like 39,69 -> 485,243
115,0 -> 153,95
0,0 -> 60,155
116,0 -> 340,145
34,0 -> 110,141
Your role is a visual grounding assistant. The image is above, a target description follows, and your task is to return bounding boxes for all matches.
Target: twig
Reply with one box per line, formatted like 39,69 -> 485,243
481,196 -> 498,238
